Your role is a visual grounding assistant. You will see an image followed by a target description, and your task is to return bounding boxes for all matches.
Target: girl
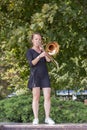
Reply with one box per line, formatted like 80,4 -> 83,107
26,33 -> 55,125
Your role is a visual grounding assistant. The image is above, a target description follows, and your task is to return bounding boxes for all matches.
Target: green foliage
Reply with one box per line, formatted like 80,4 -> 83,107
0,0 -> 87,98
0,94 -> 33,122
0,94 -> 87,123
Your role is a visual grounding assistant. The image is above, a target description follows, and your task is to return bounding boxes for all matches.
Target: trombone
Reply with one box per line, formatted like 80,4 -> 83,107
40,42 -> 60,69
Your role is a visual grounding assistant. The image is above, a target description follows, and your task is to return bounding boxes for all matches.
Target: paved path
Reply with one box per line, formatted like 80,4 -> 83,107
0,123 -> 87,130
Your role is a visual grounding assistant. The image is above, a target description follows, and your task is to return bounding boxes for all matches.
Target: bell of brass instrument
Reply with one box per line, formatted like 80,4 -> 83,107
45,42 -> 59,56
45,42 -> 60,69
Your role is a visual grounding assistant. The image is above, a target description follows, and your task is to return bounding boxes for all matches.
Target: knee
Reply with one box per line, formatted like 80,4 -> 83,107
33,95 -> 40,102
44,95 -> 51,102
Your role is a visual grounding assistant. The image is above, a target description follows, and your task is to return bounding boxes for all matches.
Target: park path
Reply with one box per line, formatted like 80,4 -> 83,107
0,123 -> 87,130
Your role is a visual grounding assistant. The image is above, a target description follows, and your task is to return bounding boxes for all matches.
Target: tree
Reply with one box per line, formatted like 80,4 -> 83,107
0,0 -> 87,98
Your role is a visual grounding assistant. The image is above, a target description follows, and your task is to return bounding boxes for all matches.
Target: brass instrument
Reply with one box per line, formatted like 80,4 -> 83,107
45,42 -> 59,56
43,42 -> 60,69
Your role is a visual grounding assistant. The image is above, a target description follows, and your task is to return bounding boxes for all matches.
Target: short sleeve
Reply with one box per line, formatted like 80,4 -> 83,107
26,49 -> 34,67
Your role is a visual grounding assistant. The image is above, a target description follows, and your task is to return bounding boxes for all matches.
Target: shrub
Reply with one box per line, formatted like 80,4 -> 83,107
0,94 -> 87,123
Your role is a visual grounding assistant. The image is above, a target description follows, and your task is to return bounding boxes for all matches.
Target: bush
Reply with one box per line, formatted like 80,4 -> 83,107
0,94 -> 33,122
0,94 -> 87,123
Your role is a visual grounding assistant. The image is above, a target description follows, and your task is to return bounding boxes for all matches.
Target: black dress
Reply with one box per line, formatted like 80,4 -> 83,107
26,49 -> 50,89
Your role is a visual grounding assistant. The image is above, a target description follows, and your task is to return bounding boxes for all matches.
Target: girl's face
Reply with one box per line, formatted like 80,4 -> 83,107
32,34 -> 42,47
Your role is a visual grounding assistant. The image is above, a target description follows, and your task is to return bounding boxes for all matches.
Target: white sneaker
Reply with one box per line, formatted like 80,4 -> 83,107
45,117 -> 55,125
32,118 -> 39,125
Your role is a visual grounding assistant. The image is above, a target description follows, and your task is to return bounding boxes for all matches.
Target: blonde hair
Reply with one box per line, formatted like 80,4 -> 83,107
31,32 -> 41,41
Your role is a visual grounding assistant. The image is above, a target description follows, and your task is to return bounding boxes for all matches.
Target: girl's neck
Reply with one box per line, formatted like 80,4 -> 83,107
32,46 -> 41,53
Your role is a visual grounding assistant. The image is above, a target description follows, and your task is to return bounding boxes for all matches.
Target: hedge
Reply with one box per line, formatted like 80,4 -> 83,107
0,94 -> 87,123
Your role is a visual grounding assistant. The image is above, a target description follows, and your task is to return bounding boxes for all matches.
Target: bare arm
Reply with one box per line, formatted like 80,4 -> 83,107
32,51 -> 49,65
39,45 -> 51,62
45,54 -> 51,62
32,55 -> 41,65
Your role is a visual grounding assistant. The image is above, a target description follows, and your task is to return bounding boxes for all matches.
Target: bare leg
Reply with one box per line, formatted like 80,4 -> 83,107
32,87 -> 40,119
43,88 -> 51,118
